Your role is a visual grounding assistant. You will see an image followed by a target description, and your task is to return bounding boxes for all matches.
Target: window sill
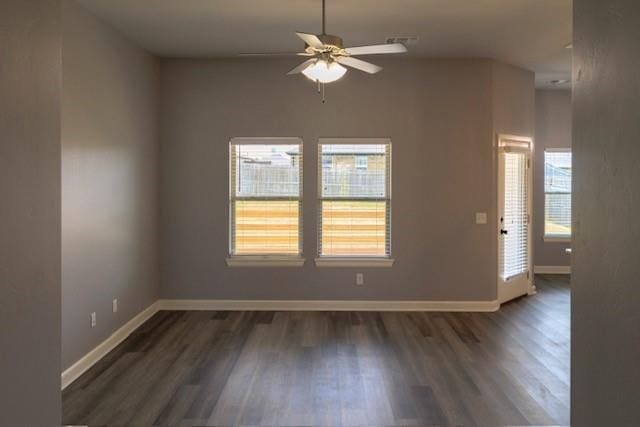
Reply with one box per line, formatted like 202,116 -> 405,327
314,257 -> 395,268
226,256 -> 305,267
543,236 -> 571,243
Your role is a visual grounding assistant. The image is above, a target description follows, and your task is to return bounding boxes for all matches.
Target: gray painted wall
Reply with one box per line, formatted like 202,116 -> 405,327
534,90 -> 572,267
492,61 -> 536,139
62,0 -> 160,370
573,0 -> 640,425
0,0 -> 62,424
159,58 -> 533,302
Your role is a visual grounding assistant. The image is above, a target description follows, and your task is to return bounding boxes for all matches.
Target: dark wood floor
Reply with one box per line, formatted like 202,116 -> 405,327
63,275 -> 570,427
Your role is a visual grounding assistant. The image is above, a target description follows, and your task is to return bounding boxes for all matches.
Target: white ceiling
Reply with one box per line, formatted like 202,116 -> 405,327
76,0 -> 572,88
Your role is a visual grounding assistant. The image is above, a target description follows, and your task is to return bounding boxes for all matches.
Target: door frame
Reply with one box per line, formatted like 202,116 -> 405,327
496,134 -> 535,304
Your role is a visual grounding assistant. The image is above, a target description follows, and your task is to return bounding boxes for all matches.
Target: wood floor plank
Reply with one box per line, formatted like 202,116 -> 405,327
63,276 -> 570,427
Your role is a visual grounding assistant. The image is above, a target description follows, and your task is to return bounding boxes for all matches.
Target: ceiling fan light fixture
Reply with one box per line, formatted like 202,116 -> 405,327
302,59 -> 347,83
239,0 -> 408,100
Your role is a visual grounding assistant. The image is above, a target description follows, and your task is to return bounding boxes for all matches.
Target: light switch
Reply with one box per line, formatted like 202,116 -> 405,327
475,212 -> 487,224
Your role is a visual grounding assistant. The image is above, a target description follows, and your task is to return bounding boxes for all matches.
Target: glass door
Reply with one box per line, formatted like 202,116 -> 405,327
497,136 -> 533,303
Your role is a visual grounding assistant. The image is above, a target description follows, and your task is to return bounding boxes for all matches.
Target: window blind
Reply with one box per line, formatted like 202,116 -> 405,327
229,139 -> 302,255
318,140 -> 391,257
544,150 -> 572,237
500,151 -> 529,280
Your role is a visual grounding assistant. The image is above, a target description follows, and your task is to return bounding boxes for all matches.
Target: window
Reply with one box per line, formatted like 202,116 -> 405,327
544,150 -> 572,239
317,139 -> 392,263
228,138 -> 302,261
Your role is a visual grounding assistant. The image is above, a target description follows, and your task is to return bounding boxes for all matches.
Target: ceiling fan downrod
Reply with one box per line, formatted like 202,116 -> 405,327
322,0 -> 326,35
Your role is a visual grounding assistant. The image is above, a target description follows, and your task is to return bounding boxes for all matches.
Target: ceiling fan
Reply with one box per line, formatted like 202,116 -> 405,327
240,0 -> 408,100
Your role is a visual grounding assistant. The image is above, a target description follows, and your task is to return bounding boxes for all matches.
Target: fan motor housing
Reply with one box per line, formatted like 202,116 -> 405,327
318,34 -> 343,49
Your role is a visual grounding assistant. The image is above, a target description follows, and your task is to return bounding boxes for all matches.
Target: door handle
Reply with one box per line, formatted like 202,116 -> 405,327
500,229 -> 508,235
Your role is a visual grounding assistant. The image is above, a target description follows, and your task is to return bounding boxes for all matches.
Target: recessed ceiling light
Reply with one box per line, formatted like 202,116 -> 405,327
549,79 -> 570,85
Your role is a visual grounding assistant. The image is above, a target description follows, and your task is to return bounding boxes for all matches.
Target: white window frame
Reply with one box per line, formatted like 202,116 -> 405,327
315,138 -> 394,268
543,148 -> 572,243
226,137 -> 304,267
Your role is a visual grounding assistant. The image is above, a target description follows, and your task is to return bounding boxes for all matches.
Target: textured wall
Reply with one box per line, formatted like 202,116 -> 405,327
0,0 -> 62,424
61,1 -> 160,370
573,0 -> 640,425
159,58 -> 534,302
534,90 -> 572,267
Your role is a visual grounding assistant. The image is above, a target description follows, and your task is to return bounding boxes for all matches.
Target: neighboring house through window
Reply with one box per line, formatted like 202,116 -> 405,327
544,149 -> 572,239
355,155 -> 368,169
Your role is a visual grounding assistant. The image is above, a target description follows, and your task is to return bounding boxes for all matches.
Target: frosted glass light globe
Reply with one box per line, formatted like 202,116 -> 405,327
302,60 -> 347,83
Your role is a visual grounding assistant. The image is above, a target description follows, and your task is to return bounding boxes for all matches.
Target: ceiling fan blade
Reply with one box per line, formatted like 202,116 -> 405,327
296,32 -> 324,49
337,57 -> 382,74
239,52 -> 313,57
344,43 -> 407,56
286,58 -> 317,75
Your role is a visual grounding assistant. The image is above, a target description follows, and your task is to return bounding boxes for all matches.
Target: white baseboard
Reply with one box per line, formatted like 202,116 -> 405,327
61,301 -> 160,390
157,299 -> 499,312
534,265 -> 571,274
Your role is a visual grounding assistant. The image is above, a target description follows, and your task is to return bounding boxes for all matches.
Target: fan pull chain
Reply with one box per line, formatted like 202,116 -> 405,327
316,79 -> 326,103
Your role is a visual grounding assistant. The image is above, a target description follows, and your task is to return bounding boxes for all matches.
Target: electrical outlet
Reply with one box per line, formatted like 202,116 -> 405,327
112,299 -> 118,313
356,273 -> 364,286
90,312 -> 97,328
